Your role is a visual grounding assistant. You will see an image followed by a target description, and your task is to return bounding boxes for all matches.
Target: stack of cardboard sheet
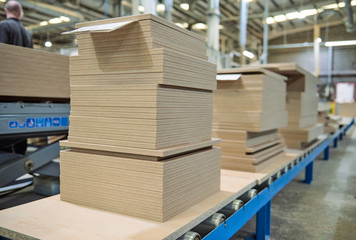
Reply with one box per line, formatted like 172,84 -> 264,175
0,44 -> 69,100
60,14 -> 220,222
318,103 -> 339,134
256,63 -> 324,148
337,103 -> 356,117
213,68 -> 288,172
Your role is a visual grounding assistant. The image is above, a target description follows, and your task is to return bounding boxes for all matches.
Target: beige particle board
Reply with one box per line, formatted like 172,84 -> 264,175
0,170 -> 256,240
60,138 -> 220,158
221,151 -> 285,173
217,67 -> 287,82
0,44 -> 69,99
280,123 -> 324,145
60,147 -> 221,222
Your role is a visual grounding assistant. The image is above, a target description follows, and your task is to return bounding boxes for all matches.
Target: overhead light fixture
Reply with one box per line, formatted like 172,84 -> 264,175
192,23 -> 207,30
0,0 -> 6,2
49,18 -> 62,24
180,3 -> 189,11
175,22 -> 189,28
156,3 -> 165,12
286,11 -> 304,20
325,40 -> 356,47
266,17 -> 275,24
138,5 -> 145,12
59,16 -> 70,22
219,25 -> 224,29
322,3 -> 339,9
274,14 -> 287,22
44,41 -> 52,47
352,0 -> 356,6
316,38 -> 322,43
300,9 -> 318,17
175,23 -> 184,28
338,2 -> 346,7
243,50 -> 254,59
39,21 -> 48,26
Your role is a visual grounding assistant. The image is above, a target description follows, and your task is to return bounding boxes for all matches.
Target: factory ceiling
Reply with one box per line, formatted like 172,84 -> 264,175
0,0 -> 355,51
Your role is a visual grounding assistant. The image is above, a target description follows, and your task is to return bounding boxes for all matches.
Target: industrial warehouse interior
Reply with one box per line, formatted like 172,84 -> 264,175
0,0 -> 355,239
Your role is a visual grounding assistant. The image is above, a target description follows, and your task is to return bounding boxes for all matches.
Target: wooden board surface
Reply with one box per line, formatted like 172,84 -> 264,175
0,44 -> 69,99
60,138 -> 220,158
0,171 -> 256,240
280,123 -> 324,149
60,147 -> 221,222
217,67 -> 287,82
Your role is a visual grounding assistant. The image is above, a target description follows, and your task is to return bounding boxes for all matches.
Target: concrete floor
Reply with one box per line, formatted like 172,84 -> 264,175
232,126 -> 356,240
0,127 -> 355,240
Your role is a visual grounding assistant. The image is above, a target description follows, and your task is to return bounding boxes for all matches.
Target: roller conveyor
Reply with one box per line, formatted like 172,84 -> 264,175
0,118 -> 353,240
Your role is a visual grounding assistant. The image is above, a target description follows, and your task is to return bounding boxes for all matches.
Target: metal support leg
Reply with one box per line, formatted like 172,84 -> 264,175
333,137 -> 338,148
305,161 -> 313,184
323,146 -> 329,160
256,200 -> 271,240
339,133 -> 343,141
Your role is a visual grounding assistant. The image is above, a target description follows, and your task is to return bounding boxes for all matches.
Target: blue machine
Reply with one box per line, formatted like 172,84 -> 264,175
0,102 -> 70,194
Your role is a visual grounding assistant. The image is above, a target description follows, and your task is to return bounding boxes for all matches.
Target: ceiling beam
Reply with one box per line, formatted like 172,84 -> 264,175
269,19 -> 343,40
221,0 -> 338,22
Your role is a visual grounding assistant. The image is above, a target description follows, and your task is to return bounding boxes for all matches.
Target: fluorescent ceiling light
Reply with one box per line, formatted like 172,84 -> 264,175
274,14 -> 287,22
243,50 -> 254,59
59,16 -> 70,22
0,0 -> 6,2
266,17 -> 275,24
300,9 -> 318,17
176,23 -> 189,28
192,23 -> 207,30
138,5 -> 145,12
322,3 -> 339,9
156,3 -> 165,12
180,3 -> 189,11
44,41 -> 52,47
338,2 -> 345,7
286,11 -> 304,20
39,21 -> 48,26
352,0 -> 356,6
49,18 -> 62,24
325,40 -> 356,47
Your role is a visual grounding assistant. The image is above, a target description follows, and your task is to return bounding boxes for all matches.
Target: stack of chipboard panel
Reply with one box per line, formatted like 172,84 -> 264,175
0,44 -> 69,100
257,63 -> 324,148
60,14 -> 220,222
213,68 -> 288,172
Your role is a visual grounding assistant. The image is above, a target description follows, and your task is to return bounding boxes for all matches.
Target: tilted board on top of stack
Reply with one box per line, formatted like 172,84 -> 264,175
0,44 -> 69,100
213,68 -> 288,172
67,14 -> 215,91
256,63 -> 323,149
61,14 -> 220,222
